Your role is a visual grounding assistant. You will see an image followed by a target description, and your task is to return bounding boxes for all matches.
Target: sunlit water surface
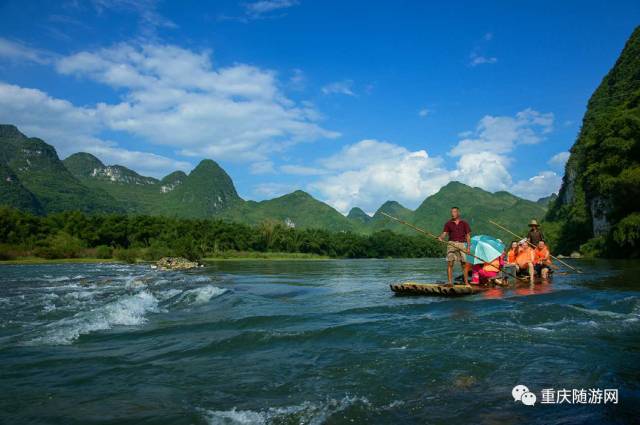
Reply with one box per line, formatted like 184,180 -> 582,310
1,259 -> 639,424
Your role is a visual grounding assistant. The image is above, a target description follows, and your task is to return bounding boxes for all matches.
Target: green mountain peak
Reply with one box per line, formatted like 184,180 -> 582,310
0,126 -> 121,213
374,200 -> 411,216
161,170 -> 187,184
63,153 -> 105,177
160,158 -> 242,217
0,124 -> 27,140
64,152 -> 157,185
347,207 -> 372,224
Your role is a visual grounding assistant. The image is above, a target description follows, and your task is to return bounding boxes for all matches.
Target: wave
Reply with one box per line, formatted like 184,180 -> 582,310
28,290 -> 159,345
176,285 -> 227,306
46,276 -> 71,282
201,396 -> 372,425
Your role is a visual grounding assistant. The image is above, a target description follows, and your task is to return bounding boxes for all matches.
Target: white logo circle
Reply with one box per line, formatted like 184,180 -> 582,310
521,391 -> 537,406
512,384 -> 529,401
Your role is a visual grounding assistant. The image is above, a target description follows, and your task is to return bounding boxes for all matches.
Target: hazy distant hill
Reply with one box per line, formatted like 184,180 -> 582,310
412,182 -> 546,241
364,182 -> 547,242
536,193 -> 558,207
226,190 -> 356,232
0,124 -> 548,237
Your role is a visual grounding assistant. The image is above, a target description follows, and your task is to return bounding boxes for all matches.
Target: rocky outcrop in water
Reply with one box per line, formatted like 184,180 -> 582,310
155,257 -> 200,270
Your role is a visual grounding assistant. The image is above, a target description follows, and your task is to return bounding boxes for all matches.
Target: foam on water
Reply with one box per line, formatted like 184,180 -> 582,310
47,276 -> 71,282
178,285 -> 227,305
202,396 -> 371,425
2,259 -> 638,424
29,290 -> 159,345
158,288 -> 183,300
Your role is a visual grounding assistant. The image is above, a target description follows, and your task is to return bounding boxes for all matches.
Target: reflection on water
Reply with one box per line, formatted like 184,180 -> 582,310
0,258 -> 638,424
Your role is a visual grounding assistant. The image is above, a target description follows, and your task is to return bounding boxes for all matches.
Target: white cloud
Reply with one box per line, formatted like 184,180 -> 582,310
0,39 -> 342,177
221,0 -> 299,22
511,171 -> 562,200
0,38 -> 53,64
0,82 -> 190,178
450,108 -> 554,156
470,54 -> 497,66
0,82 -> 101,147
244,0 -> 299,19
451,152 -> 512,191
250,161 -> 276,175
85,142 -> 192,178
0,42 -> 339,172
0,39 -> 339,178
90,0 -> 176,36
54,43 -> 338,161
289,68 -> 305,90
321,80 -> 355,96
418,108 -> 430,117
308,109 -> 557,212
548,151 -> 570,170
253,182 -> 296,198
280,164 -> 328,175
311,140 -> 449,213
319,139 -> 407,170
469,32 -> 497,67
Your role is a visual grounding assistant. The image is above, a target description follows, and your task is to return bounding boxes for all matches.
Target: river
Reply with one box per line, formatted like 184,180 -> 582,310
0,259 -> 638,424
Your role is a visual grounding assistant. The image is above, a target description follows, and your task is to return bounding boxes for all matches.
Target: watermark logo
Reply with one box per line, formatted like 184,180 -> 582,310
513,385 -> 618,406
512,384 -> 536,406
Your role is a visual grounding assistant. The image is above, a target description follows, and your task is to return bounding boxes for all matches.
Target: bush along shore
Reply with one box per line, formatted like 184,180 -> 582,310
0,207 -> 444,263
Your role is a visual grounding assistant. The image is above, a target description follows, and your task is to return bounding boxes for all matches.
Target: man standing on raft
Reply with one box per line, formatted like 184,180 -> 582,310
438,207 -> 471,286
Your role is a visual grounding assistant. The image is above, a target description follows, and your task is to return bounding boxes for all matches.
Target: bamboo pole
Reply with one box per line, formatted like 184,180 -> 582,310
381,212 -> 527,282
488,220 -> 582,273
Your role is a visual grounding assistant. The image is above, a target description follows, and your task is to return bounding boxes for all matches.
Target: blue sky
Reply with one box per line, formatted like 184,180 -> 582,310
0,1 -> 638,213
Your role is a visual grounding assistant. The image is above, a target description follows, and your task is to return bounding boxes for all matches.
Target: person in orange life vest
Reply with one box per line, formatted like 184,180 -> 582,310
515,239 -> 535,282
506,241 -> 518,265
471,255 -> 504,284
534,240 -> 552,279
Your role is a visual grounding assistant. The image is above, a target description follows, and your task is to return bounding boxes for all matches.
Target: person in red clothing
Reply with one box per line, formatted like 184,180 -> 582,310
438,207 -> 471,286
471,255 -> 504,285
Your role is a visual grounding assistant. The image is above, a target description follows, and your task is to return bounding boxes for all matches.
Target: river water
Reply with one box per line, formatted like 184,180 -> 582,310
0,259 -> 639,424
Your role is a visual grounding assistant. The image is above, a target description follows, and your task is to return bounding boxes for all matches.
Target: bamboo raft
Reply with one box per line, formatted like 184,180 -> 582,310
390,282 -> 485,297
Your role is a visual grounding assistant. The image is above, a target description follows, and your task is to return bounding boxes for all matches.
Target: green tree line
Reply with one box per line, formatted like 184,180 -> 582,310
0,207 -> 444,261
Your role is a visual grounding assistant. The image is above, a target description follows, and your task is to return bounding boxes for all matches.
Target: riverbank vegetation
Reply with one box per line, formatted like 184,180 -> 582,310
0,207 -> 444,262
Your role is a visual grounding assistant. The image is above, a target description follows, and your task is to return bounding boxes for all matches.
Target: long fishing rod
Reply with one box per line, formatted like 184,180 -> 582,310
381,212 -> 527,282
488,220 -> 582,273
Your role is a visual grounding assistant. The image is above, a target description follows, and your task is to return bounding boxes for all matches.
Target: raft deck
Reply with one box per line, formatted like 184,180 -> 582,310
390,282 -> 485,297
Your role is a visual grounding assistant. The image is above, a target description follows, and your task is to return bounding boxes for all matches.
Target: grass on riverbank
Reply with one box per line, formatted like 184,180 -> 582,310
203,250 -> 330,261
0,251 -> 330,265
0,257 -> 119,265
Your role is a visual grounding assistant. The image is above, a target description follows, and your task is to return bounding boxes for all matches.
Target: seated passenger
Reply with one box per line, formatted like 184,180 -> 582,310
515,239 -> 535,282
534,240 -> 553,279
506,241 -> 518,265
471,256 -> 504,284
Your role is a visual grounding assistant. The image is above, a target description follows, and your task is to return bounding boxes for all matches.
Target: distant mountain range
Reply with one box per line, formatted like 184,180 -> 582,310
0,124 -> 548,240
